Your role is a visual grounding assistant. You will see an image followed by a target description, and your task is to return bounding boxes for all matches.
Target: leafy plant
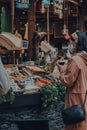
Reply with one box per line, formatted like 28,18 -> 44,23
0,88 -> 15,104
53,81 -> 66,101
39,85 -> 58,109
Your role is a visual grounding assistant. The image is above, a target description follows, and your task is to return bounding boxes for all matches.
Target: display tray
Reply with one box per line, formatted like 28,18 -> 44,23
0,92 -> 41,110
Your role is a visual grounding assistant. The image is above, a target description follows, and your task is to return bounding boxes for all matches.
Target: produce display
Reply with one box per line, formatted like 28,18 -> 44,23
2,64 -> 66,108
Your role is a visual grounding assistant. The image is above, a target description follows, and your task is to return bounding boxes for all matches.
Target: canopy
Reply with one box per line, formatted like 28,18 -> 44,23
0,32 -> 22,50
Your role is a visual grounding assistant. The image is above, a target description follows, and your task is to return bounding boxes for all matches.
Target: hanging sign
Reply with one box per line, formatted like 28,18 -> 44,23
15,0 -> 30,9
43,0 -> 50,6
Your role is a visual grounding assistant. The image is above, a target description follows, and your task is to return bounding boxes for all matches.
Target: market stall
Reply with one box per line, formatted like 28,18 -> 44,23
0,32 -> 66,110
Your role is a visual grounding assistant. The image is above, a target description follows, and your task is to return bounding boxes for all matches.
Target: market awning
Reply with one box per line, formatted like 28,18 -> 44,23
0,32 -> 22,50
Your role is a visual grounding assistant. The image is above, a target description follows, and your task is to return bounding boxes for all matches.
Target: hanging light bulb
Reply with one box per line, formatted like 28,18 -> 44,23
62,24 -> 67,35
62,0 -> 69,36
62,0 -> 66,34
59,10 -> 63,19
63,25 -> 70,39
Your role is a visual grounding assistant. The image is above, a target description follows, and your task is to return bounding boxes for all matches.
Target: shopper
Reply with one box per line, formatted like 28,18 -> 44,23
58,20 -> 87,130
0,47 -> 10,96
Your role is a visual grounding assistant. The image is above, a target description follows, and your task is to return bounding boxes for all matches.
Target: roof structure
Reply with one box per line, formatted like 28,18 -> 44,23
0,32 -> 22,50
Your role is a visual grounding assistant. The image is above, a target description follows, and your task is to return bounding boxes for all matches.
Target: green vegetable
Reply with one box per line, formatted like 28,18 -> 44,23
39,85 -> 58,109
53,81 -> 66,101
0,88 -> 15,104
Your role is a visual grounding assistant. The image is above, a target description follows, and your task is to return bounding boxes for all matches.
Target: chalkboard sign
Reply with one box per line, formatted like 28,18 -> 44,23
22,40 -> 28,49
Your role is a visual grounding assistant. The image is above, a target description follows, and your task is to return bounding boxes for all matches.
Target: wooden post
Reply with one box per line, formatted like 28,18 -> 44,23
28,0 -> 36,59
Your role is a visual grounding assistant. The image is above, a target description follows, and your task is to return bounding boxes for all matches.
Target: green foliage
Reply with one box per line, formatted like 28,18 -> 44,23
39,85 -> 58,109
39,81 -> 66,109
0,88 -> 15,104
53,81 -> 66,101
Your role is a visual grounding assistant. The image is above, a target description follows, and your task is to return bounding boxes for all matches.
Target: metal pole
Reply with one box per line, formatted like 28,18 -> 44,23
11,0 -> 14,33
47,6 -> 50,43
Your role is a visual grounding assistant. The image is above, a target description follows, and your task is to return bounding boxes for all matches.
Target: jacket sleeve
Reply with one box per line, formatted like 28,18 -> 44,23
59,58 -> 80,87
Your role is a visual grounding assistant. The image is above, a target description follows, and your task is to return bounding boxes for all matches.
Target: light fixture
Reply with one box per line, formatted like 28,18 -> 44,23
62,24 -> 67,35
62,0 -> 69,35
62,0 -> 67,35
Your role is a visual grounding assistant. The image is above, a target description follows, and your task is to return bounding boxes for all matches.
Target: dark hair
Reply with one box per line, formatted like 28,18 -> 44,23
76,32 -> 87,52
32,31 -> 40,45
84,19 -> 87,33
